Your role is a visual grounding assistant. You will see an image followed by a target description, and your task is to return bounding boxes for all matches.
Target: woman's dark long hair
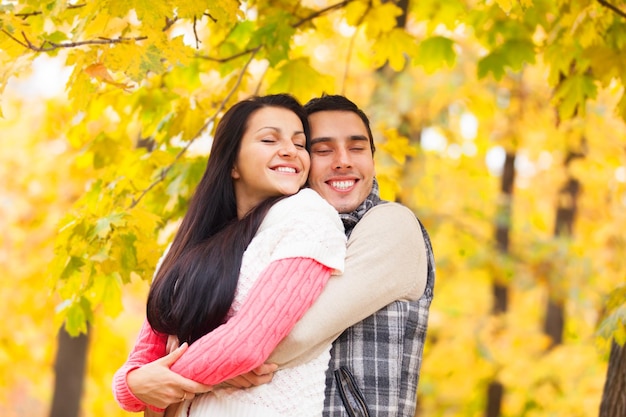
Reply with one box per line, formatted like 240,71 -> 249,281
147,94 -> 310,344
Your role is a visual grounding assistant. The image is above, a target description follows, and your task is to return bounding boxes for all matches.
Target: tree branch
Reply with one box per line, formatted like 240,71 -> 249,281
292,0 -> 356,28
597,0 -> 626,19
15,3 -> 86,19
193,16 -> 201,49
128,45 -> 262,209
163,16 -> 179,32
197,47 -> 262,63
1,30 -> 147,52
203,12 -> 218,23
197,1 -> 356,67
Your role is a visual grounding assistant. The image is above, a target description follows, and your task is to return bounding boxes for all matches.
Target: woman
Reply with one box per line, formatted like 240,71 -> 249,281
113,94 -> 346,416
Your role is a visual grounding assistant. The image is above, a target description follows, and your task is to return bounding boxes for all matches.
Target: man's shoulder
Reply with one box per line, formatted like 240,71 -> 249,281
350,201 -> 425,250
360,201 -> 420,226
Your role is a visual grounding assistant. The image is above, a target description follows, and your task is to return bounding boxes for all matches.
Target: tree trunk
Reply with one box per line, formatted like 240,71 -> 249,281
599,340 -> 626,417
49,327 -> 90,417
485,151 -> 516,417
544,151 -> 582,348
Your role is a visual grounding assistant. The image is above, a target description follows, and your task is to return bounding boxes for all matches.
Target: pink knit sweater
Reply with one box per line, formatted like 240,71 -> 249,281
113,257 -> 331,412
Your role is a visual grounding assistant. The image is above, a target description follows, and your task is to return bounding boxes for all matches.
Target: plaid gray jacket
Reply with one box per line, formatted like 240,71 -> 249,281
325,190 -> 435,416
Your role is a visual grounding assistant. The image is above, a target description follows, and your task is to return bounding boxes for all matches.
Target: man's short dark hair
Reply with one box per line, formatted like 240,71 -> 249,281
304,94 -> 376,155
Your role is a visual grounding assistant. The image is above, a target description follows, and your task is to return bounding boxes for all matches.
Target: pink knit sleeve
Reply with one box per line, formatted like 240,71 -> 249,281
112,319 -> 168,411
169,257 -> 331,384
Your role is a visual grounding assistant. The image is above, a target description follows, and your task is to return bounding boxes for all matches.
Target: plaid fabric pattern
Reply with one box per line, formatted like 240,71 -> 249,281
324,180 -> 436,417
339,179 -> 381,238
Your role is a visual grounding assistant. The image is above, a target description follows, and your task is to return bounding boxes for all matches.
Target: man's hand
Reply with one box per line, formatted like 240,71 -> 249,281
220,363 -> 278,388
127,343 -> 212,409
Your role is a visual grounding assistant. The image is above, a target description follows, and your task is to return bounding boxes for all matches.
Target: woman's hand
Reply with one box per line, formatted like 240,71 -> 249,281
127,343 -> 213,409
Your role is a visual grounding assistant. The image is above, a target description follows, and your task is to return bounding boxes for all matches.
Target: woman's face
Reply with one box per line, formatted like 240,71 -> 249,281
232,106 -> 310,217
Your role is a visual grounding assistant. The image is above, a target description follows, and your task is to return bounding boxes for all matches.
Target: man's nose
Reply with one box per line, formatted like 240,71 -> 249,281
333,148 -> 352,169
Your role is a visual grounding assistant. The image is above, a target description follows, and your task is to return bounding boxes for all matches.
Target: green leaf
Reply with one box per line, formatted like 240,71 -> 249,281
552,74 -> 597,119
47,30 -> 68,44
616,319 -> 626,346
267,58 -> 334,103
617,91 -> 626,121
119,233 -> 138,278
92,212 -> 126,240
501,39 -> 535,70
253,11 -> 296,65
229,21 -> 256,48
416,36 -> 456,73
140,44 -> 166,77
477,51 -> 508,80
477,39 -> 535,80
597,304 -> 626,344
65,298 -> 90,336
60,256 -> 85,280
90,273 -> 124,317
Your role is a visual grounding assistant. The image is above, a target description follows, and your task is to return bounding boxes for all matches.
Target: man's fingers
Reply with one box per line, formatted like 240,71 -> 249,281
222,370 -> 274,388
247,372 -> 273,385
225,375 -> 252,388
166,335 -> 180,354
252,363 -> 278,376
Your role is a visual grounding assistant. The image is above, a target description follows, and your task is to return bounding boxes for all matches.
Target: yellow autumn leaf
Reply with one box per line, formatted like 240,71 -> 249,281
372,28 -> 416,71
132,0 -> 174,29
363,2 -> 403,38
494,0 -> 514,14
376,168 -> 402,201
344,0 -> 370,27
81,12 -> 129,39
378,126 -> 417,165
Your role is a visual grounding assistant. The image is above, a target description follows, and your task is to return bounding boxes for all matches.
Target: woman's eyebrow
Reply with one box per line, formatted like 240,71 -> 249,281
255,127 -> 305,135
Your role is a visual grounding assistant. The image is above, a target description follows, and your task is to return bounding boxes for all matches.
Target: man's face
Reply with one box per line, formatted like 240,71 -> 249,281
307,110 -> 375,214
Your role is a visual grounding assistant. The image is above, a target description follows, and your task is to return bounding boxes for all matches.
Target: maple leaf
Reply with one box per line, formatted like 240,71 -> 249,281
416,36 -> 456,73
84,62 -> 132,90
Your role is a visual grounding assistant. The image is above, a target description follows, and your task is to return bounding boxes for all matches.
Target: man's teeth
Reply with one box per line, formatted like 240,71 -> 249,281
330,181 -> 354,190
275,167 -> 296,173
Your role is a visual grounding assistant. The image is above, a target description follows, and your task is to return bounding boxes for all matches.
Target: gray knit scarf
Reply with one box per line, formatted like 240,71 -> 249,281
339,178 -> 383,238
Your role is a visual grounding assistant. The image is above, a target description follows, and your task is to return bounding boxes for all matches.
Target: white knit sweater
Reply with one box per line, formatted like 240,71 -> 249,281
173,188 -> 345,417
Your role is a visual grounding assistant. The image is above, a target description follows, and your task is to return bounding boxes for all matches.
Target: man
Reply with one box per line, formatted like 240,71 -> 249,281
120,95 -> 435,416
267,94 -> 436,416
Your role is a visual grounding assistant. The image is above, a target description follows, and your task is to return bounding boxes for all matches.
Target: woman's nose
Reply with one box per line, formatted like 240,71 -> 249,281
279,141 -> 297,157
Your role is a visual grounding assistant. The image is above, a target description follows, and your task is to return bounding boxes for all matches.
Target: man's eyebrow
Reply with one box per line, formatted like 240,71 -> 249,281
310,137 -> 332,146
310,135 -> 368,145
348,135 -> 369,142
